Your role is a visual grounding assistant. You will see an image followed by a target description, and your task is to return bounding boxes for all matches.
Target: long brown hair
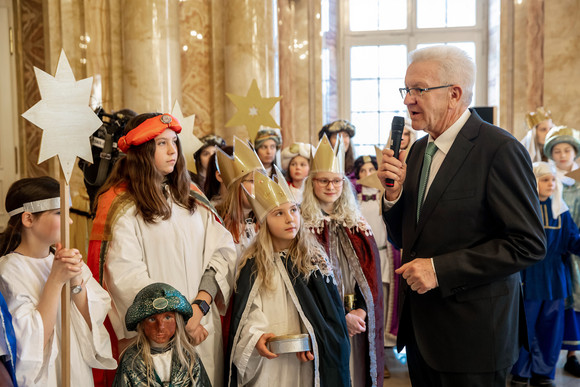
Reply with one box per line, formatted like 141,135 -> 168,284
214,172 -> 257,243
0,176 -> 60,256
94,113 -> 196,223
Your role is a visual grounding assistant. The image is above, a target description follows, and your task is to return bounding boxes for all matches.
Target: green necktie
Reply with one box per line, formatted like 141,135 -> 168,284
417,142 -> 438,221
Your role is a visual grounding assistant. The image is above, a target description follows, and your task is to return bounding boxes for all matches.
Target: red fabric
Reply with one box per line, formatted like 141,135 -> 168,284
314,221 -> 385,384
88,185 -> 127,387
118,114 -> 181,153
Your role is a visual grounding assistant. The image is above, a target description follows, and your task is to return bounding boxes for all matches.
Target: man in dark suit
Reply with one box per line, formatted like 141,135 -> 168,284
378,45 -> 546,386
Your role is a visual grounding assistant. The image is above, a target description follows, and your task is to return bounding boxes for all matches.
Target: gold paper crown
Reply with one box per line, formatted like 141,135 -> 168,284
243,166 -> 296,222
526,107 -> 552,129
311,134 -> 345,174
216,136 -> 265,188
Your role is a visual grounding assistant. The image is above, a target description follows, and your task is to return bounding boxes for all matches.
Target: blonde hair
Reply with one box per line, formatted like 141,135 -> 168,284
300,173 -> 363,230
214,173 -> 257,243
123,314 -> 198,386
236,213 -> 327,290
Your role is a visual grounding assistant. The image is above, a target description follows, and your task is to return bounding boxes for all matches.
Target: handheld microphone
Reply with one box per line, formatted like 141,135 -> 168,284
385,116 -> 405,187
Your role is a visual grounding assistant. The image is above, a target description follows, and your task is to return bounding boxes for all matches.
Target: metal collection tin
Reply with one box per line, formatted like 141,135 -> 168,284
266,333 -> 312,354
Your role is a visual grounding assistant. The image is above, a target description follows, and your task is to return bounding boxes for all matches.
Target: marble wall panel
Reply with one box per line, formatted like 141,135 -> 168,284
544,0 -> 580,130
209,0 -> 226,139
278,0 -> 322,147
501,0 -> 580,140
18,0 -> 49,177
294,0 -> 322,145
179,0 -> 213,137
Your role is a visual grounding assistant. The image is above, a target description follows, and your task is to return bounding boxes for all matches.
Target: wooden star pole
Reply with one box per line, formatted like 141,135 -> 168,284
22,50 -> 102,387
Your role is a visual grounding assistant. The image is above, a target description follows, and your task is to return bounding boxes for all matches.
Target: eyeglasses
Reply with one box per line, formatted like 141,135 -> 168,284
313,177 -> 345,187
399,85 -> 453,99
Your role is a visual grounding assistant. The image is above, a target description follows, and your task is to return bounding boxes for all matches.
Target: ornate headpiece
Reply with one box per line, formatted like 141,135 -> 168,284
216,136 -> 265,188
243,167 -> 296,222
525,107 -> 552,130
199,134 -> 226,149
118,114 -> 182,153
254,128 -> 282,149
280,142 -> 314,170
318,119 -> 356,140
544,125 -> 580,158
125,282 -> 193,332
311,134 -> 345,174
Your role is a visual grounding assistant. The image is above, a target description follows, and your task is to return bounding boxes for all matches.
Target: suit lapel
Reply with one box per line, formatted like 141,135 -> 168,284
413,116 -> 480,241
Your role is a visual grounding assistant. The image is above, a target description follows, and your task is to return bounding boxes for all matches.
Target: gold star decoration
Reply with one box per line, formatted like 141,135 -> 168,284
22,50 -> 102,183
225,79 -> 282,144
171,100 -> 201,173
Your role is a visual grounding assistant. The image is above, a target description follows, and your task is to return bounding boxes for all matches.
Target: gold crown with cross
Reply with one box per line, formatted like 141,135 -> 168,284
243,166 -> 296,222
216,136 -> 265,189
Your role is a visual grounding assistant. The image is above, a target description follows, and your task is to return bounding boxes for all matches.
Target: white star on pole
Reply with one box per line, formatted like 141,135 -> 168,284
22,50 -> 102,183
171,100 -> 201,173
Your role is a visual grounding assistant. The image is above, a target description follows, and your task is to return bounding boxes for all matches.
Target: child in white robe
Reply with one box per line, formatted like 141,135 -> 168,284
89,113 -> 237,386
227,168 -> 350,387
0,176 -> 116,386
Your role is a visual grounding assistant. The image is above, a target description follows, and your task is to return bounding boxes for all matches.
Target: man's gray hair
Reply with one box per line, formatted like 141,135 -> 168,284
409,45 -> 475,105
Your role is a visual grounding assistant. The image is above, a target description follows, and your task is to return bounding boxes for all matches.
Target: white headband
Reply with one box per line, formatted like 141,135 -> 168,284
8,197 -> 61,217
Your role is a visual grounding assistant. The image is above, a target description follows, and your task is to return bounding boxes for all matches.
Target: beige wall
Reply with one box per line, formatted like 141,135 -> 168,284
12,0 -> 580,181
501,0 -> 580,140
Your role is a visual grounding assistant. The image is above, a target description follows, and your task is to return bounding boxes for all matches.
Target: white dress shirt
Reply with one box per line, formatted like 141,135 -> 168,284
383,108 -> 472,282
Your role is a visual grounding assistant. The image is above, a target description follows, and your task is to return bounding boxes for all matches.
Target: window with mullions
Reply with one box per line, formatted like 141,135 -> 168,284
340,0 -> 486,157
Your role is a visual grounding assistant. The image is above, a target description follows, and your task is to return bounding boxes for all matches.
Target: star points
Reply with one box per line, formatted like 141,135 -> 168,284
225,79 -> 282,144
171,100 -> 201,173
21,50 -> 102,183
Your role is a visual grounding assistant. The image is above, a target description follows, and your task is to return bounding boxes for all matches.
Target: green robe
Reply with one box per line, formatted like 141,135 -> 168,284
113,344 -> 211,387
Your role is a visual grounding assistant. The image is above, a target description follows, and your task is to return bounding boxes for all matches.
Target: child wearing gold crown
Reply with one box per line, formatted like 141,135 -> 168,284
520,107 -> 554,163
215,137 -> 265,258
88,113 -> 237,386
301,134 -> 384,386
226,167 -> 350,386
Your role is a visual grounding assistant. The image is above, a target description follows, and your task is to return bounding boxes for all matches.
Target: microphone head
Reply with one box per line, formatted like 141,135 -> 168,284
391,116 -> 405,132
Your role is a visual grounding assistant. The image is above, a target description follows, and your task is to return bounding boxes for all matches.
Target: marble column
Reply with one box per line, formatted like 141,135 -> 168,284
278,0 -> 296,146
223,0 -> 277,141
179,0 -> 213,136
121,0 -> 181,113
278,0 -> 322,146
16,0 -> 49,177
526,0 -> 544,112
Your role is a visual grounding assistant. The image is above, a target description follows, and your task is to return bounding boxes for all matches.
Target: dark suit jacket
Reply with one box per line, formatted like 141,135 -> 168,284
383,109 -> 546,373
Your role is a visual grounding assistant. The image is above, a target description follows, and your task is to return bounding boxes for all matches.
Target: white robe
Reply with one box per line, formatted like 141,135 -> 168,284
104,200 -> 237,387
0,252 -> 116,386
289,184 -> 305,205
358,185 -> 396,347
358,186 -> 390,282
232,254 -> 314,386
